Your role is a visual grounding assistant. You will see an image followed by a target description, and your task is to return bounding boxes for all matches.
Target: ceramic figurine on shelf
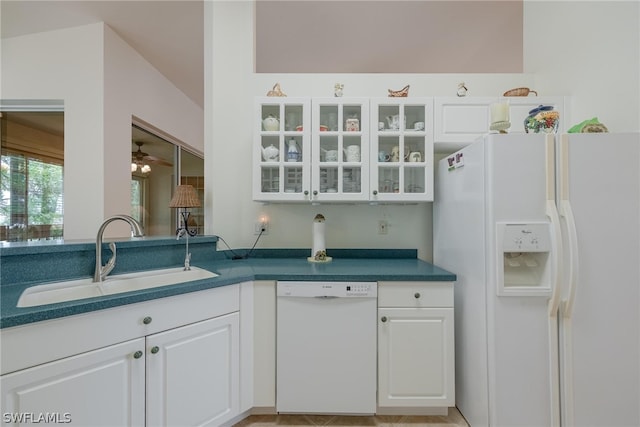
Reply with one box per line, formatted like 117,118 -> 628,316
334,83 -> 344,97
266,83 -> 287,97
388,85 -> 410,97
457,82 -> 468,97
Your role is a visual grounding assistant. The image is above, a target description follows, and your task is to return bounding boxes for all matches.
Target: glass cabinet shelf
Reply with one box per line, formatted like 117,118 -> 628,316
254,96 -> 433,203
370,97 -> 433,202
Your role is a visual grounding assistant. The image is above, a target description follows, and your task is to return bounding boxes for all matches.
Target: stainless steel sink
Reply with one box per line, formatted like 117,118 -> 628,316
17,267 -> 218,308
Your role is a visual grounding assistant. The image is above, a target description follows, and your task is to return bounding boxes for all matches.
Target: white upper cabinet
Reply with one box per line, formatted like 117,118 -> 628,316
311,98 -> 370,202
253,97 -> 312,202
254,96 -> 434,203
370,98 -> 434,202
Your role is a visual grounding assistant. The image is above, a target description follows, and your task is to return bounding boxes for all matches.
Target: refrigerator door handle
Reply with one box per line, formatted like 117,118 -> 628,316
560,200 -> 579,318
546,201 -> 563,317
545,134 -> 563,317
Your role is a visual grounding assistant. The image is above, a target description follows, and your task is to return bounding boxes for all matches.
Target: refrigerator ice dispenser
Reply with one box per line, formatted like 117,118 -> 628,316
496,222 -> 552,296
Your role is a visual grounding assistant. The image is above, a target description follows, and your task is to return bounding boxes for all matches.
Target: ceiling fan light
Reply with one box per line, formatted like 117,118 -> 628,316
142,164 -> 151,174
131,162 -> 138,172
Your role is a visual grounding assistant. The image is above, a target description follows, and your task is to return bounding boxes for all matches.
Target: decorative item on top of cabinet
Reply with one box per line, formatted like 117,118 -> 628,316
456,82 -> 468,97
388,85 -> 410,97
370,97 -> 434,202
524,105 -> 559,134
503,87 -> 537,97
489,100 -> 511,134
266,83 -> 286,97
334,83 -> 344,97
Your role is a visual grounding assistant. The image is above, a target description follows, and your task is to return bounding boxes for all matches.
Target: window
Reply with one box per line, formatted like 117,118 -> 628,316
0,109 -> 64,242
131,122 -> 204,237
130,175 -> 147,230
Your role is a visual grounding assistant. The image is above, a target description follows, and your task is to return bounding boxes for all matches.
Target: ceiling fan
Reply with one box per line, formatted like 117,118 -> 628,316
131,141 -> 172,174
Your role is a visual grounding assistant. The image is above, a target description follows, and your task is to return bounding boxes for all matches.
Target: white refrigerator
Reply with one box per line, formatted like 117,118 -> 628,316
433,132 -> 640,427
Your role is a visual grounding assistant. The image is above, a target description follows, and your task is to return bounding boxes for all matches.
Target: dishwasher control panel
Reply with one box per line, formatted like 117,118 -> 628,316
277,281 -> 377,298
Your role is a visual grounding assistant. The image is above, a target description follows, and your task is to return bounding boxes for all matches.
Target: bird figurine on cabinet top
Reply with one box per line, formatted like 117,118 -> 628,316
457,82 -> 468,97
266,83 -> 287,97
388,85 -> 410,97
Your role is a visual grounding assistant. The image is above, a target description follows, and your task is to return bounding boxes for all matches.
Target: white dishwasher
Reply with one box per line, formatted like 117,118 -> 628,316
276,281 -> 378,414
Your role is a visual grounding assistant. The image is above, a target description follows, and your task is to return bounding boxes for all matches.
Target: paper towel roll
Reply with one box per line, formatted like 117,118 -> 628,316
312,214 -> 326,257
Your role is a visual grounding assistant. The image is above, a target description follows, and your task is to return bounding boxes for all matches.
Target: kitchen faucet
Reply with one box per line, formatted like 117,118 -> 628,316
94,215 -> 144,282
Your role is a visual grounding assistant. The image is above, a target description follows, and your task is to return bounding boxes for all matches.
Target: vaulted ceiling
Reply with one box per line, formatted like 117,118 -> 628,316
1,0 -> 204,108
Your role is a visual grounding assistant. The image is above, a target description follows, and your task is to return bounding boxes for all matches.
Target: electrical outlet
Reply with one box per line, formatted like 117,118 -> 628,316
378,220 -> 388,235
254,221 -> 269,235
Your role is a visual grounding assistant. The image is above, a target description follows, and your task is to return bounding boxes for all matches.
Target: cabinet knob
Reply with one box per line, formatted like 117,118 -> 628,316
304,190 -> 309,196
373,190 -> 378,196
381,316 -> 388,323
313,190 -> 318,196
143,316 -> 152,325
151,346 -> 160,354
133,351 -> 144,359
414,292 -> 421,299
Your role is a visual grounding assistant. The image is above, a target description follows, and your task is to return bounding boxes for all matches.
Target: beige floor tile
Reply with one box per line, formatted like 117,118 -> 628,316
276,414 -> 317,426
373,415 -> 404,425
327,415 -> 377,426
302,415 -> 336,426
233,409 -> 469,427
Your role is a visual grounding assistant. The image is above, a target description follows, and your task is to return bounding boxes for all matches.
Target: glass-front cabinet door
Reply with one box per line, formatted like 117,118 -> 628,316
370,98 -> 434,202
253,97 -> 311,202
311,98 -> 369,202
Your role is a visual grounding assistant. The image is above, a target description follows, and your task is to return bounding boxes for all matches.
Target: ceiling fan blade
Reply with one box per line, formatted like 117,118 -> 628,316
144,155 -> 172,167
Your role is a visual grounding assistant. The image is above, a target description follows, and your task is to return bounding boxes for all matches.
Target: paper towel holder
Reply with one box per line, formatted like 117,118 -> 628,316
308,213 -> 332,263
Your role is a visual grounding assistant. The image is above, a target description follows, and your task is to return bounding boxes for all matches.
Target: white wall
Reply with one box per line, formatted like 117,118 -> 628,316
2,23 -> 204,239
524,1 -> 639,132
206,1 -> 639,262
2,24 -> 105,241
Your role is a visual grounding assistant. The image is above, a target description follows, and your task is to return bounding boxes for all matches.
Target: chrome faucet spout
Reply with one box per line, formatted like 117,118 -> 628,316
94,215 -> 144,283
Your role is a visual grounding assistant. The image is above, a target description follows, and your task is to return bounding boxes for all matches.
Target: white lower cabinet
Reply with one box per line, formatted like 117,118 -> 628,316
1,284 -> 241,427
377,282 -> 455,411
1,338 -> 146,426
146,313 -> 239,427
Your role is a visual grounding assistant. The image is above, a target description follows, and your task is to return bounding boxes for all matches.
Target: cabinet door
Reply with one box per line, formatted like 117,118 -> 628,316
1,339 -> 145,427
433,97 -> 493,149
310,98 -> 370,202
146,312 -> 240,427
370,98 -> 434,202
378,307 -> 454,407
254,97 -> 311,202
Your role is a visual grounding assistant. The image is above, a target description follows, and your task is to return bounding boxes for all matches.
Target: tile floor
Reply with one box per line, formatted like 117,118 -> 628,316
232,408 -> 469,427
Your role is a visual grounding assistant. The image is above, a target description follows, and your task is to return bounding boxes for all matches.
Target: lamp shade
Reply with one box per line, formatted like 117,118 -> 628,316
169,185 -> 201,208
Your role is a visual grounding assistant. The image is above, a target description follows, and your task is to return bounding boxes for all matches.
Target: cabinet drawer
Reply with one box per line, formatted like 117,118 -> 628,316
378,281 -> 453,308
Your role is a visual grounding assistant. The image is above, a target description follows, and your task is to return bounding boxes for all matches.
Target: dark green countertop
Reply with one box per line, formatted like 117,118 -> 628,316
1,256 -> 455,329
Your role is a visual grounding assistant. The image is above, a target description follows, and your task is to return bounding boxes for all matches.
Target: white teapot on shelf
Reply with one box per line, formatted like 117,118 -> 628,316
261,144 -> 279,161
262,114 -> 279,131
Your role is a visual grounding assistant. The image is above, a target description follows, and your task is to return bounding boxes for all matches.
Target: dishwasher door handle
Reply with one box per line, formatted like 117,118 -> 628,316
314,295 -> 339,299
